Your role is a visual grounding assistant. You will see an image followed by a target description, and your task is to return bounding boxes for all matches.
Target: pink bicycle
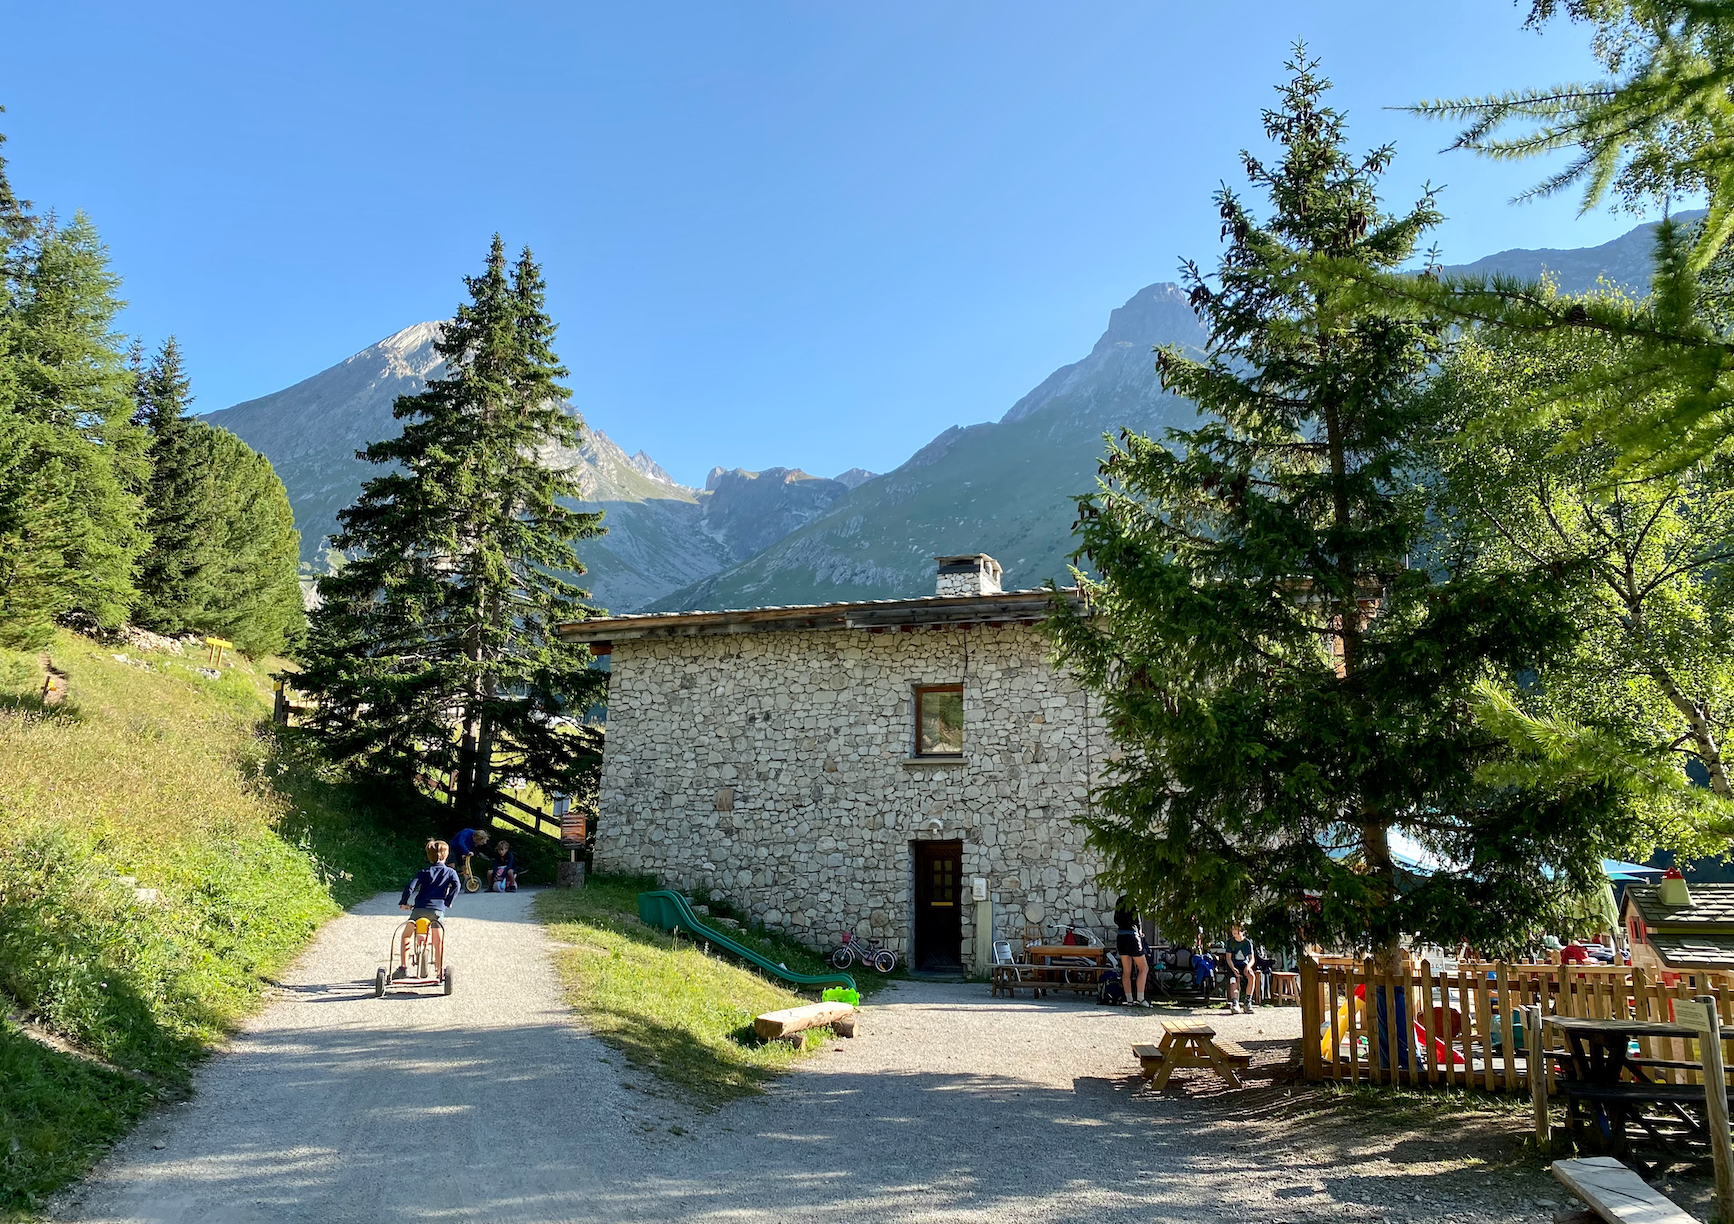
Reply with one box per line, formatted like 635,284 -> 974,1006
829,930 -> 897,974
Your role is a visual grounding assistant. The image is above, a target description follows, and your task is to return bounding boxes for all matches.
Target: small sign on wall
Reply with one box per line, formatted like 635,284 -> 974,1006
971,877 -> 988,902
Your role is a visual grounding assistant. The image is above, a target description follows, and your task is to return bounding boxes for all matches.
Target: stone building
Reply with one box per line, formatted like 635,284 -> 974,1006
557,554 -> 1111,972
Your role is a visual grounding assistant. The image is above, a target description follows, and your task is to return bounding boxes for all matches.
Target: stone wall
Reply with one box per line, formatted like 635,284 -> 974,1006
593,620 -> 1113,963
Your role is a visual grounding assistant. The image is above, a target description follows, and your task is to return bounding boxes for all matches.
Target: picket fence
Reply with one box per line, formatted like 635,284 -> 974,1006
1299,954 -> 1734,1090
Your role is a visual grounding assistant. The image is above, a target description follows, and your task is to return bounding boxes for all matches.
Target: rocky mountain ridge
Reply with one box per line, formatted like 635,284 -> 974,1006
211,214 -> 1678,614
203,326 -> 862,612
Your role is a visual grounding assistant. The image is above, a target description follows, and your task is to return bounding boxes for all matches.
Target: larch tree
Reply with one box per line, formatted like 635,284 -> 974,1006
127,337 -> 304,656
1048,54 -> 1628,965
181,425 -> 304,658
1435,309 -> 1734,852
299,236 -> 606,817
1360,1 -> 1734,476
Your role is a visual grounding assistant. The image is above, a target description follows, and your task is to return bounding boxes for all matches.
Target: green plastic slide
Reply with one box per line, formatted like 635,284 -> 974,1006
637,890 -> 857,993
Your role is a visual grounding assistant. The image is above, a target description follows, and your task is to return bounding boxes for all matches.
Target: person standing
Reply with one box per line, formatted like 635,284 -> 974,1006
1113,896 -> 1150,1008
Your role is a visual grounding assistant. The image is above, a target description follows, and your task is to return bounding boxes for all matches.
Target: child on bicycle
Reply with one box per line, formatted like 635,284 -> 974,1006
488,840 -> 518,892
398,839 -> 460,974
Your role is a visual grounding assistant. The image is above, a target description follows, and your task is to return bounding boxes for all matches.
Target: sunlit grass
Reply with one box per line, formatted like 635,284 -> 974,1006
0,632 -> 434,1214
538,877 -> 846,1108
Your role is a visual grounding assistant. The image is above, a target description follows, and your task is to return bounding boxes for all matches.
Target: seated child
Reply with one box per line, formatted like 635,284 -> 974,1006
489,840 -> 519,892
398,839 -> 460,974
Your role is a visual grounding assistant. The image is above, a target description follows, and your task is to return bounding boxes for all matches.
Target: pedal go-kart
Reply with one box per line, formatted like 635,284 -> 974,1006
375,914 -> 454,997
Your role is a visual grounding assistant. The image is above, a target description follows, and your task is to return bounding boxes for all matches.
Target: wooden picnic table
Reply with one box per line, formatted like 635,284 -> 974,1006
1014,944 -> 1107,997
1542,1015 -> 1722,1168
1134,1019 -> 1253,1090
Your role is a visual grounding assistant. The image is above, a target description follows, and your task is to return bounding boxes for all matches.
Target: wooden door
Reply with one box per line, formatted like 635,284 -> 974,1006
913,840 -> 963,971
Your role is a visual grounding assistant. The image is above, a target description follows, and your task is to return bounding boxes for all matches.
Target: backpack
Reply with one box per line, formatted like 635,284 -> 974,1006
1097,966 -> 1125,1006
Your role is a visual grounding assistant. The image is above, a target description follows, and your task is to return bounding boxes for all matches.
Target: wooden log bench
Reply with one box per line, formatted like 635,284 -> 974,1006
1551,1156 -> 1696,1224
754,1001 -> 856,1043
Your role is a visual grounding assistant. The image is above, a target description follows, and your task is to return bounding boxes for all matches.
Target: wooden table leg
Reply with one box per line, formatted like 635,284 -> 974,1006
1151,1035 -> 1179,1090
1207,1043 -> 1244,1089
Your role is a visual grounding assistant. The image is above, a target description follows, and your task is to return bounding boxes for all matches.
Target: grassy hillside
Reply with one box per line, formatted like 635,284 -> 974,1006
0,633 -> 437,1215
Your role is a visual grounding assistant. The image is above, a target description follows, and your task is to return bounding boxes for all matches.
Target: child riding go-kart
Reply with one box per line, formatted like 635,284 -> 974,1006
376,838 -> 459,997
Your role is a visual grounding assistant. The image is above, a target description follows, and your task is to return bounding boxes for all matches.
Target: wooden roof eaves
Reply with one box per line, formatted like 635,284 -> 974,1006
556,589 -> 1083,644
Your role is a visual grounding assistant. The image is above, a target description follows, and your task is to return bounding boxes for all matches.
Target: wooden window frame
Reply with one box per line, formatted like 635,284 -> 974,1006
913,684 -> 965,758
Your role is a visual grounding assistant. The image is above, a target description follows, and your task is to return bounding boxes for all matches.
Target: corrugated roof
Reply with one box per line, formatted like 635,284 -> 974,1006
1627,882 -> 1734,927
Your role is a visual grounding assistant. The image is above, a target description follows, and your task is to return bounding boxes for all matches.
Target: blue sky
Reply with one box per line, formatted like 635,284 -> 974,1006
5,2 -> 1632,487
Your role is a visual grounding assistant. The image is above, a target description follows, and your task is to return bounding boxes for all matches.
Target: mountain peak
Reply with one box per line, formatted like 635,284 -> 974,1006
626,449 -> 677,485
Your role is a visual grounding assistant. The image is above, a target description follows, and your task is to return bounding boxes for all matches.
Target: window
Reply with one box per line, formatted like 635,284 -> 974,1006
914,684 -> 964,756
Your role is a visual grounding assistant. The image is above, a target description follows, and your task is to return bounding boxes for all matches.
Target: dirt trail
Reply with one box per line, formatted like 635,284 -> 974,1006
59,889 -> 637,1224
60,891 -> 1573,1224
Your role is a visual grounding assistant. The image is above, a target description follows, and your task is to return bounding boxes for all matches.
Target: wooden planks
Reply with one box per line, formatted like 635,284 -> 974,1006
754,1001 -> 855,1040
1551,1157 -> 1696,1224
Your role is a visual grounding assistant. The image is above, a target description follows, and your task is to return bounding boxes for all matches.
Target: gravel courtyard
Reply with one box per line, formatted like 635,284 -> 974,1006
58,889 -> 1602,1223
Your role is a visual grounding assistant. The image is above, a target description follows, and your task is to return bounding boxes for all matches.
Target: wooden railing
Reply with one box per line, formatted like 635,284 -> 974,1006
1300,954 -> 1734,1090
414,768 -> 569,843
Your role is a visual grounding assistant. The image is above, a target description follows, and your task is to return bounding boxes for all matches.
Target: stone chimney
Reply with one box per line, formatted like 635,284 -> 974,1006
935,554 -> 1003,597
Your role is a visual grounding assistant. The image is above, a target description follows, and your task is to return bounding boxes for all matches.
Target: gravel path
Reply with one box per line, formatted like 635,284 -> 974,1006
57,890 -> 1626,1223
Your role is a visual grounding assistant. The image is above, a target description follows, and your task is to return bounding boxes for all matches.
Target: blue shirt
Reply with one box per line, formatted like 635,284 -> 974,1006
451,829 -> 484,859
401,863 -> 460,912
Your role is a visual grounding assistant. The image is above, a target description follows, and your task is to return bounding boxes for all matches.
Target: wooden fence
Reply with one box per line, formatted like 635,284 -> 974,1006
1300,954 -> 1734,1090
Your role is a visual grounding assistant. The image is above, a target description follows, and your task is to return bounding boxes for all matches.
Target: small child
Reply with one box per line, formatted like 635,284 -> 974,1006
398,839 -> 460,974
489,840 -> 519,892
449,826 -> 491,882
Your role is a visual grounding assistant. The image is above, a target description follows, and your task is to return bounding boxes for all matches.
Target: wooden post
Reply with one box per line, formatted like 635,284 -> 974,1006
1420,959 -> 1439,1086
1527,1005 -> 1549,1151
1696,994 -> 1734,1224
1300,955 -> 1322,1083
1328,964 -> 1343,1082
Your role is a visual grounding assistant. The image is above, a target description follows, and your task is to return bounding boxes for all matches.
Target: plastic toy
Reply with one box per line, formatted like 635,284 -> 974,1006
1319,981 -> 1464,1067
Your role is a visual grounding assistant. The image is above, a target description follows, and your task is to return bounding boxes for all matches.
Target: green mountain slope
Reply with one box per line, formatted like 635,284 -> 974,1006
649,282 -> 1207,609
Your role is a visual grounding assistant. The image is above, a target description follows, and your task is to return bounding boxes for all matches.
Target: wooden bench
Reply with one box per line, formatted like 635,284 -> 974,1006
991,961 -> 1105,998
1215,1039 -> 1253,1065
1551,1156 -> 1696,1224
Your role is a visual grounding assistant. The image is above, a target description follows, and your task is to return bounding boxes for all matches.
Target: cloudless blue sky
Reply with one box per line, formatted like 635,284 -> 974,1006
4,2 -> 1632,487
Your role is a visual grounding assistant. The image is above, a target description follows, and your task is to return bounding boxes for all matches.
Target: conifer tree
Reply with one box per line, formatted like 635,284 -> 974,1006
1434,307 -> 1734,850
183,425 -> 304,657
133,336 -> 207,632
1049,54 -> 1628,962
0,212 -> 146,647
299,236 -> 606,814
